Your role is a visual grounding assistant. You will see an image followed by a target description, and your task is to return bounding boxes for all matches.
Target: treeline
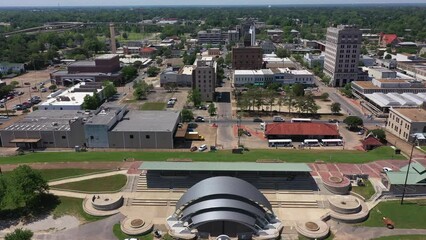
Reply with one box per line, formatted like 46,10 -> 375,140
1,6 -> 426,40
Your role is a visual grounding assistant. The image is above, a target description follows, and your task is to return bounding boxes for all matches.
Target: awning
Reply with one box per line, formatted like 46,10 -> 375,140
10,138 -> 41,143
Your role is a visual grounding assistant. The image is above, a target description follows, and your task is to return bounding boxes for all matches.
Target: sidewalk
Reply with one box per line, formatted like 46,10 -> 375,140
49,170 -> 127,186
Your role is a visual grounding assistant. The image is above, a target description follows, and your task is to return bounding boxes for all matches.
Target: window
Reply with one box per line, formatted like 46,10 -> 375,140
62,136 -> 66,139
90,136 -> 94,140
130,135 -> 134,139
146,135 -> 150,139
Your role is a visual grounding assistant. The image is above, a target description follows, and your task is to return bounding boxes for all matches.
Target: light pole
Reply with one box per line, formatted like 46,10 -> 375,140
237,114 -> 241,147
400,135 -> 418,205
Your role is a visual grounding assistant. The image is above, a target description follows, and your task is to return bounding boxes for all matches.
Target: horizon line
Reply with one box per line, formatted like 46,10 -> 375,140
1,3 -> 426,8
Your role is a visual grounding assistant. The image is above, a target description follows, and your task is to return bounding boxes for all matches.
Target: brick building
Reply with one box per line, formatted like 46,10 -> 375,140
232,46 -> 263,70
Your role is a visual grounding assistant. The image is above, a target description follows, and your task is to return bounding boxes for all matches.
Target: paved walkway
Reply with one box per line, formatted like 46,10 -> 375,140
48,190 -> 87,199
49,170 -> 127,186
34,213 -> 124,240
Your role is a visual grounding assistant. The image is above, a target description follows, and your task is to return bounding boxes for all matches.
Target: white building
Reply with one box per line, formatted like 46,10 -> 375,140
39,82 -> 105,111
233,69 -> 274,87
233,68 -> 314,87
273,68 -> 315,85
0,62 -> 25,74
303,53 -> 325,68
263,53 -> 296,69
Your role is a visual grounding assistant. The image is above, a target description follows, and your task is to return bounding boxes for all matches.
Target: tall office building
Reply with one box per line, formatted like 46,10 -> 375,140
194,57 -> 217,102
323,25 -> 362,87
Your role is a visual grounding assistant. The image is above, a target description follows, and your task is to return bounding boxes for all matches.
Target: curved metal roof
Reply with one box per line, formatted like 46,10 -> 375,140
176,176 -> 272,211
190,210 -> 257,230
181,198 -> 267,221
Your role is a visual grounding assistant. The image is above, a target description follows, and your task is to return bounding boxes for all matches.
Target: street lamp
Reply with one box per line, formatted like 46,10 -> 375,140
400,135 -> 419,205
237,114 -> 242,147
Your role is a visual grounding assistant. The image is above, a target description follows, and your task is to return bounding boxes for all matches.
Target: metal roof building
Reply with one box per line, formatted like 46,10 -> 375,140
384,161 -> 426,195
167,176 -> 283,239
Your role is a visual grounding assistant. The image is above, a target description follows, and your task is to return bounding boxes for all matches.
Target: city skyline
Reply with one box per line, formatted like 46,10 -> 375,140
1,0 -> 426,7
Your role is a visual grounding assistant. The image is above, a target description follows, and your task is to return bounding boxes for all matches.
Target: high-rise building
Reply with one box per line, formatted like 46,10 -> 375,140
232,46 -> 263,70
323,25 -> 362,87
193,57 -> 217,102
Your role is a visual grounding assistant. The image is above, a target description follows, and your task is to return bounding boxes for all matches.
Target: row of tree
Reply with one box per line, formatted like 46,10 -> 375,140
82,81 -> 117,110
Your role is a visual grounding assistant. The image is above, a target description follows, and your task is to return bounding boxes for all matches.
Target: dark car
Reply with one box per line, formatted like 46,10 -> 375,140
253,118 -> 263,122
190,146 -> 198,152
22,102 -> 33,108
328,119 -> 340,123
194,116 -> 205,122
244,130 -> 252,137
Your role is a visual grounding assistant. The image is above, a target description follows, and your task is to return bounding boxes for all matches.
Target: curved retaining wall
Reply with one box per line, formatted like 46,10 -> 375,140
328,195 -> 361,214
92,195 -> 124,211
296,220 -> 330,240
322,176 -> 351,195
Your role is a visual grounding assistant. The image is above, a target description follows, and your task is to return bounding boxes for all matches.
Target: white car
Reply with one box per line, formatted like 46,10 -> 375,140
198,144 -> 207,152
382,167 -> 393,172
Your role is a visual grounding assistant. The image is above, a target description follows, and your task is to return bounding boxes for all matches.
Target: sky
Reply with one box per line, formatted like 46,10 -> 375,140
1,0 -> 425,7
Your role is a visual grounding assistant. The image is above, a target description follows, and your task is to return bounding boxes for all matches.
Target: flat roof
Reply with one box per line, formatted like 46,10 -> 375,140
140,161 -> 311,172
111,110 -> 179,132
391,108 -> 426,122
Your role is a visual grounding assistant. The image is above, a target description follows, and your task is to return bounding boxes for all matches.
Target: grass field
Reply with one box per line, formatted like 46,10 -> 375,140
53,196 -> 104,222
2,169 -> 109,181
112,224 -> 153,240
53,174 -> 127,192
140,102 -> 166,110
0,147 -> 405,165
351,179 -> 376,200
373,235 -> 426,240
362,200 -> 426,229
116,32 -> 153,41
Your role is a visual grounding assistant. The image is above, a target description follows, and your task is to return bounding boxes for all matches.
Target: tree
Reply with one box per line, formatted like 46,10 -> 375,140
133,60 -> 142,69
276,47 -> 290,58
48,84 -> 57,91
208,103 -> 217,116
385,54 -> 392,59
4,165 -> 49,210
102,81 -> 117,99
216,57 -> 224,66
181,109 -> 194,122
292,83 -> 304,97
147,66 -> 160,77
122,32 -> 128,40
5,228 -> 33,240
82,93 -> 101,110
0,176 -> 6,208
343,116 -> 363,130
164,82 -> 177,92
330,102 -> 341,115
133,81 -> 153,100
10,81 -> 20,88
320,92 -> 329,101
367,129 -> 387,143
121,65 -> 138,82
188,88 -> 202,107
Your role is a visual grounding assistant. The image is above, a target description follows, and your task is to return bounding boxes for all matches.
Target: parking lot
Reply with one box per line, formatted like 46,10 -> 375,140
1,70 -> 54,116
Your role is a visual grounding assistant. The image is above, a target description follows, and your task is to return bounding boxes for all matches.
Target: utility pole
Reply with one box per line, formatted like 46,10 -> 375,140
401,136 -> 417,205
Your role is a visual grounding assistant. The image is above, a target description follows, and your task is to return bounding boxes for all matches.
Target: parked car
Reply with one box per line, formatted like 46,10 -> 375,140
328,119 -> 340,123
382,167 -> 393,172
273,116 -> 284,122
6,96 -> 14,100
12,104 -> 26,111
358,129 -> 365,135
18,91 -> 25,96
253,118 -> 263,122
190,146 -> 198,152
198,144 -> 208,152
40,88 -> 47,92
198,105 -> 207,110
195,116 -> 205,122
243,130 -> 252,137
22,102 -> 33,108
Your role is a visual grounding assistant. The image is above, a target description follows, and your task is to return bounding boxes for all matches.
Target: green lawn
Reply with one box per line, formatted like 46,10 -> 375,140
351,179 -> 376,200
40,169 -> 109,181
362,200 -> 426,229
2,169 -> 109,181
0,147 -> 405,165
112,224 -> 153,240
53,174 -> 127,192
373,235 -> 426,240
116,32 -> 153,41
139,102 -> 166,110
53,196 -> 104,222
